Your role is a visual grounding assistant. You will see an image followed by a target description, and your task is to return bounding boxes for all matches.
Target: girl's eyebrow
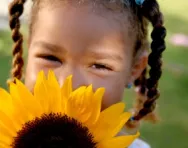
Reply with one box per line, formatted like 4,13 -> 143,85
88,50 -> 123,62
32,41 -> 67,54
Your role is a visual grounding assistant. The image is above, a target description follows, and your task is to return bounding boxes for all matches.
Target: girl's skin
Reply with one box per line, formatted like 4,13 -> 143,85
25,3 -> 148,110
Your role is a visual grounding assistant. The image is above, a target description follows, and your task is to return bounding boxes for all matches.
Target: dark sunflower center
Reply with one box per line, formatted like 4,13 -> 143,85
12,113 -> 97,148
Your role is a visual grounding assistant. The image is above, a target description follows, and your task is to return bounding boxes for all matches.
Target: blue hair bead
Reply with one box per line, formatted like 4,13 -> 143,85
127,83 -> 132,89
130,116 -> 135,121
135,0 -> 145,5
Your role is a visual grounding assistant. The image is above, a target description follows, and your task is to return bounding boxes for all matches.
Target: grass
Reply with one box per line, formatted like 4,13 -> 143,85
0,30 -> 12,88
0,0 -> 188,148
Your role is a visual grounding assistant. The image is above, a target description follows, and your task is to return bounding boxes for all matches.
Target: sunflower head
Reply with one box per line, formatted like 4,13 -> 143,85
0,70 -> 139,148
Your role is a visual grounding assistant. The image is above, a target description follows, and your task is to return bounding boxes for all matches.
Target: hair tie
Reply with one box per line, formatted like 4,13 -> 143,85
129,116 -> 135,121
135,0 -> 145,5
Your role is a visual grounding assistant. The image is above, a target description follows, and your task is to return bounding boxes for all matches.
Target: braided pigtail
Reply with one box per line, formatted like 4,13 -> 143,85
133,68 -> 148,117
7,0 -> 27,84
127,0 -> 166,128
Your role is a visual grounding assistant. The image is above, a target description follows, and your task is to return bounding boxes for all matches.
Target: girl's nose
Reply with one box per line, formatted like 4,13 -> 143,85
59,67 -> 89,90
71,69 -> 89,90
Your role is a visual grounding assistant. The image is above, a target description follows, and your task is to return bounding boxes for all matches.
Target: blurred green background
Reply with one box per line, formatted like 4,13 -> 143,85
0,0 -> 188,148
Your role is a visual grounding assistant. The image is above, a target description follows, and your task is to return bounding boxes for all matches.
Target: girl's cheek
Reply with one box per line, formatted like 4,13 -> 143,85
101,83 -> 125,110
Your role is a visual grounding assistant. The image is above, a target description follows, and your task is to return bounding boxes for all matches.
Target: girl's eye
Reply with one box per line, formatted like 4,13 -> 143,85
41,55 -> 61,63
91,63 -> 112,71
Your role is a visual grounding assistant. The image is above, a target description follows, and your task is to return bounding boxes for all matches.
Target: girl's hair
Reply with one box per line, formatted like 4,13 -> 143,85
8,0 -> 26,84
8,0 -> 166,128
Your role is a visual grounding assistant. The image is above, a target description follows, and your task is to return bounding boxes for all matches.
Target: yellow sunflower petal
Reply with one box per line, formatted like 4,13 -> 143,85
100,102 -> 126,120
77,85 -> 94,123
9,83 -> 32,125
0,139 -> 11,147
84,84 -> 94,98
0,88 -> 13,115
15,79 -> 42,117
80,85 -> 93,114
89,88 -> 105,123
98,132 -> 140,148
64,85 -> 93,124
47,70 -> 61,113
84,88 -> 104,126
0,143 -> 5,148
0,89 -> 19,132
0,122 -> 15,139
71,86 -> 87,108
34,71 -> 62,113
61,75 -> 73,99
91,103 -> 127,141
34,71 -> 49,113
0,111 -> 17,134
108,112 -> 131,138
66,86 -> 87,119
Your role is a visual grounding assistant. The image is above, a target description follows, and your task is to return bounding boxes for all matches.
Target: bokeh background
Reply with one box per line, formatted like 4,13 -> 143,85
0,0 -> 188,148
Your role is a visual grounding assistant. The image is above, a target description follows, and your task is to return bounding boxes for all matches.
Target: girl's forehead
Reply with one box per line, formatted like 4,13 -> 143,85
34,0 -> 132,23
32,1 -> 136,42
33,4 -> 132,43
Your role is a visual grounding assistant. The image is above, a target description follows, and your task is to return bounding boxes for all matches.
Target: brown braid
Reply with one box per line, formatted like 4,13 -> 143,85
133,0 -> 166,121
134,68 -> 147,95
7,0 -> 26,84
133,69 -> 148,118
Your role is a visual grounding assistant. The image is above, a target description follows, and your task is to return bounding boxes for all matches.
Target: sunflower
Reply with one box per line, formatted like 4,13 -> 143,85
0,70 -> 139,148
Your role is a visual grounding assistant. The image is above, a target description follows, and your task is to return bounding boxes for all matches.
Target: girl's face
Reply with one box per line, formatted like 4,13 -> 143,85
25,3 -> 145,109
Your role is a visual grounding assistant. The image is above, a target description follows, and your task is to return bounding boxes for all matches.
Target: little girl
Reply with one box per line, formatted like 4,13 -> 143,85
8,0 -> 166,147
